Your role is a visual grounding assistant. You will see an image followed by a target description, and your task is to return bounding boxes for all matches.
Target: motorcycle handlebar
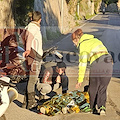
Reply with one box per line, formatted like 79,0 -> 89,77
42,46 -> 58,59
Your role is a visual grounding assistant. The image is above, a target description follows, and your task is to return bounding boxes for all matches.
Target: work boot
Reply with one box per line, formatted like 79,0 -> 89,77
39,94 -> 44,101
62,90 -> 67,94
39,94 -> 50,101
22,92 -> 28,109
22,95 -> 27,108
27,92 -> 37,109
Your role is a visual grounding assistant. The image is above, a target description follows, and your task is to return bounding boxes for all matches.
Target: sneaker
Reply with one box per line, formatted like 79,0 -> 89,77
99,106 -> 106,115
81,106 -> 92,113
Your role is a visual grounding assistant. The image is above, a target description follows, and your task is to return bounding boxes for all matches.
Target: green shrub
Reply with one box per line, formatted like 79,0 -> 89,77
94,0 -> 102,14
103,0 -> 118,5
13,0 -> 34,26
46,29 -> 61,41
85,14 -> 95,20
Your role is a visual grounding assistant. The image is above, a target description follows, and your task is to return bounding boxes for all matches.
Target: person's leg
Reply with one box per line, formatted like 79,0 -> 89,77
89,77 -> 99,109
97,55 -> 113,114
22,60 -> 30,109
89,58 -> 103,110
97,77 -> 111,109
96,76 -> 111,115
90,54 -> 113,114
37,83 -> 52,95
53,83 -> 60,91
22,88 -> 28,108
61,75 -> 69,94
27,60 -> 41,109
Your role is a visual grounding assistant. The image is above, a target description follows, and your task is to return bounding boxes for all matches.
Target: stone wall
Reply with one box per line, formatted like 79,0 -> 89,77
0,0 -> 15,41
34,0 -> 98,40
0,0 -> 14,28
34,0 -> 75,37
34,0 -> 103,40
117,0 -> 120,12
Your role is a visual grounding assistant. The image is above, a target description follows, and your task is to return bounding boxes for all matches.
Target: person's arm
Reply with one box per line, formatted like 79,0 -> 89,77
76,51 -> 88,88
42,71 -> 52,84
23,25 -> 36,57
56,75 -> 61,83
23,50 -> 30,57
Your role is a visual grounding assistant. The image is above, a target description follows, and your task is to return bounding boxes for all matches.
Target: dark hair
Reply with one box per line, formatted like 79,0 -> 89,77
32,11 -> 41,22
71,29 -> 83,41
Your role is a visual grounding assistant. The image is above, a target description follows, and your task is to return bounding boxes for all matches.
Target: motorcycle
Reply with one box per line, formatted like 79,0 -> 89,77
0,41 -> 63,83
102,7 -> 105,14
0,76 -> 18,119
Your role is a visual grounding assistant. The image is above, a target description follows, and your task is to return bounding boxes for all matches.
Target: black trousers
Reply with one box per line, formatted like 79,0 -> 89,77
89,54 -> 113,109
60,75 -> 69,91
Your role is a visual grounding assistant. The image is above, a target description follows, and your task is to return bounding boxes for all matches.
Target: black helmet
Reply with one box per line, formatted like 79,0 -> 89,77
57,62 -> 66,68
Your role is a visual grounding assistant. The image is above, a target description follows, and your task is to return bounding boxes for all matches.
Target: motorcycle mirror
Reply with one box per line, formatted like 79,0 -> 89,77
54,51 -> 63,59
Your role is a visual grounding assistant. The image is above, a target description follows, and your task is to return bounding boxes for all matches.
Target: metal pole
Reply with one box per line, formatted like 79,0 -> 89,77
61,0 -> 64,33
77,3 -> 80,16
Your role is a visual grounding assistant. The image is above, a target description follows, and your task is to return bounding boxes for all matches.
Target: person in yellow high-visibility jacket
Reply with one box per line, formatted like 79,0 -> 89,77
71,29 -> 113,115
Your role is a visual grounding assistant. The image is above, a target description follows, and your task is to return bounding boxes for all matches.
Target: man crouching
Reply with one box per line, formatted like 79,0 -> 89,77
37,62 -> 69,100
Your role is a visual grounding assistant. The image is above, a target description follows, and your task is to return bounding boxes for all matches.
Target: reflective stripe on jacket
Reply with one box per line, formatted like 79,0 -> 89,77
77,34 -> 109,83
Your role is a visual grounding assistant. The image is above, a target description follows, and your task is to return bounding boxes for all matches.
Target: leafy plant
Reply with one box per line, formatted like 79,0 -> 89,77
13,0 -> 34,26
94,0 -> 102,14
74,12 -> 80,20
103,0 -> 118,5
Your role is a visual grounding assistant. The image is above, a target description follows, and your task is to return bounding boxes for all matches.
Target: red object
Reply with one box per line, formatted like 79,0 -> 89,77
0,60 -> 2,65
38,113 -> 43,115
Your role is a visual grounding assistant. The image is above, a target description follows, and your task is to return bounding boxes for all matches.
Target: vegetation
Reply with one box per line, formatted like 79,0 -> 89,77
12,0 -> 119,27
85,14 -> 95,19
66,0 -> 71,4
11,0 -> 119,41
13,0 -> 34,26
103,0 -> 118,5
46,29 -> 61,41
94,0 -> 102,14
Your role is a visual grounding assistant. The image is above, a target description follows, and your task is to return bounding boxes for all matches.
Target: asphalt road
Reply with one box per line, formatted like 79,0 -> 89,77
4,12 -> 120,120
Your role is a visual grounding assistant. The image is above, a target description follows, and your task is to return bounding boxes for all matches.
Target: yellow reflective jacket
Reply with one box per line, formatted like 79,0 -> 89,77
77,34 -> 109,83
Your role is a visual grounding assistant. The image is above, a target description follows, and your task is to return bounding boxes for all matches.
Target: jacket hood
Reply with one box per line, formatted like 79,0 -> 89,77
77,34 -> 94,48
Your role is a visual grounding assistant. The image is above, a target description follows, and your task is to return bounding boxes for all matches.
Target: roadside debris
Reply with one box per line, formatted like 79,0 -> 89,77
37,90 -> 91,116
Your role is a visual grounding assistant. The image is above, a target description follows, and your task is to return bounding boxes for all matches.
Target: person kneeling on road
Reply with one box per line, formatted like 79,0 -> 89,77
37,61 -> 69,100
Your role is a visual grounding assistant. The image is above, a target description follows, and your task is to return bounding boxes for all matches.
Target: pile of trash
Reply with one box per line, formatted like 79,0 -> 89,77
37,90 -> 92,116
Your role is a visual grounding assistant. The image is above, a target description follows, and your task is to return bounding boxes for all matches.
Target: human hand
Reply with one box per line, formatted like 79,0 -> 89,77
75,82 -> 82,88
23,50 -> 30,57
56,75 -> 61,83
